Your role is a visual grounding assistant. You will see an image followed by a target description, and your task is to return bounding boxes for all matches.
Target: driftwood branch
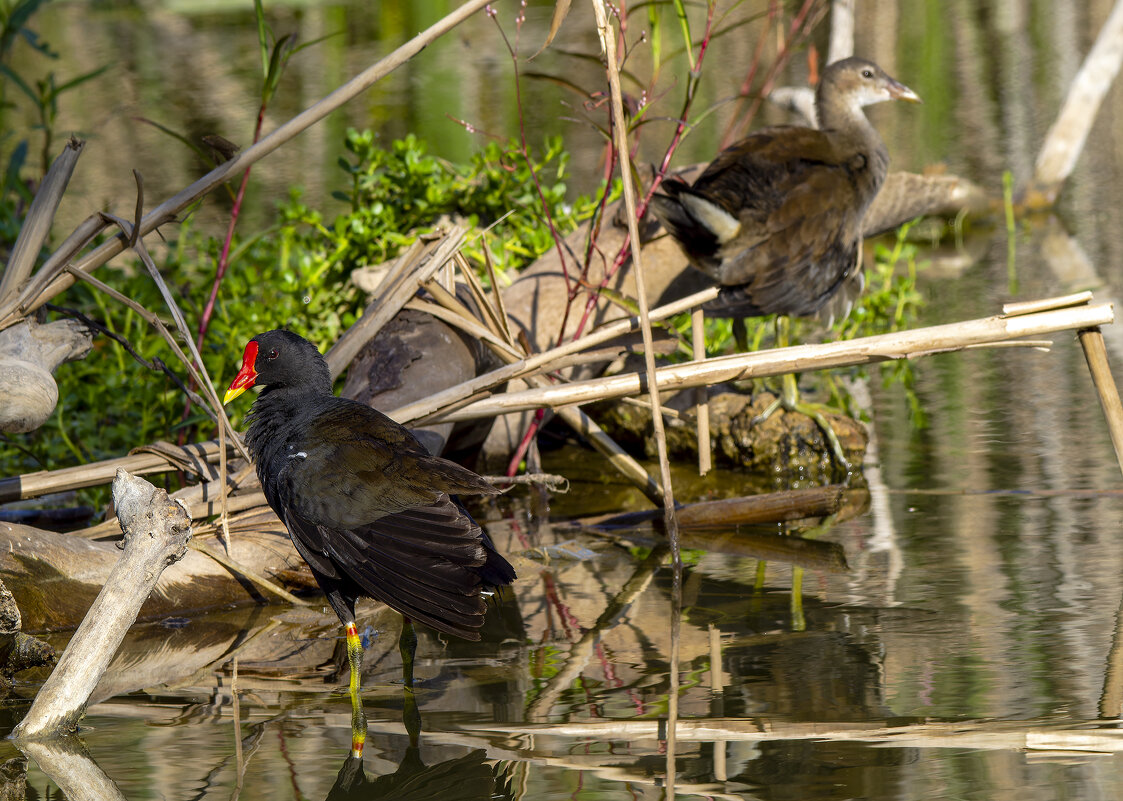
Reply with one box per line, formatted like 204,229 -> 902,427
0,317 -> 92,433
12,469 -> 192,739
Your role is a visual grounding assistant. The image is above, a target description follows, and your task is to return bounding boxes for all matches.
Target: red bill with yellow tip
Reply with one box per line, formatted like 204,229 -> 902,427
223,340 -> 259,404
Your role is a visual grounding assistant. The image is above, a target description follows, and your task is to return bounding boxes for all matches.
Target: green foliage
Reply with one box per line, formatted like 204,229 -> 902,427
332,130 -> 589,278
4,131 -> 600,496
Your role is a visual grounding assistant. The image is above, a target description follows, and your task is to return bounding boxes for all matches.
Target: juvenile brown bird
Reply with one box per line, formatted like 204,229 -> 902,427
224,329 -> 515,755
651,58 -> 919,466
651,57 -> 920,322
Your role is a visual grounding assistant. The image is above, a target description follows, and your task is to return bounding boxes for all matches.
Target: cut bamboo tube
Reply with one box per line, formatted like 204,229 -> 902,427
1078,326 -> 1123,478
692,309 -> 712,476
433,303 -> 1115,423
1002,291 -> 1093,316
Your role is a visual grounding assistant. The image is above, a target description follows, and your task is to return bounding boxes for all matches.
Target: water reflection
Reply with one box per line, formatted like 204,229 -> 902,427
327,746 -> 508,801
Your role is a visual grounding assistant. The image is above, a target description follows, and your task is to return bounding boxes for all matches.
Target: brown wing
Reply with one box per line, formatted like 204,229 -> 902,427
654,126 -> 867,317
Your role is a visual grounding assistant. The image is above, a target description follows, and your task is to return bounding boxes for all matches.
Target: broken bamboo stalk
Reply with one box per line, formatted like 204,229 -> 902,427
432,302 -> 1116,423
1078,326 -> 1123,478
13,470 -> 192,739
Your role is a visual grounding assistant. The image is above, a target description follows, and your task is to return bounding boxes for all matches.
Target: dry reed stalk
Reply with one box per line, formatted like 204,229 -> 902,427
0,0 -> 495,331
324,228 -> 466,378
433,302 -> 1116,423
1078,327 -> 1123,479
388,288 -> 718,424
590,1 -> 682,792
691,308 -> 711,476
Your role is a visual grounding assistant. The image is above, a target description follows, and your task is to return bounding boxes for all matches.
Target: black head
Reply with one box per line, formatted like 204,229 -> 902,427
223,329 -> 332,403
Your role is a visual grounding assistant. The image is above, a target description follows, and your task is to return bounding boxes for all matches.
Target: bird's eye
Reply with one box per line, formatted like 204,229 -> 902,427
267,349 -> 279,360
861,69 -> 873,79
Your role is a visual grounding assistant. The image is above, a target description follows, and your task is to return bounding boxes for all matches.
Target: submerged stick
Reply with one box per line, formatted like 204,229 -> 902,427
12,470 -> 192,739
18,738 -> 127,801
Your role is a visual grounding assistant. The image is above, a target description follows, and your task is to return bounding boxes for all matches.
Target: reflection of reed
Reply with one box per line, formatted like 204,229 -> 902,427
526,545 -> 669,719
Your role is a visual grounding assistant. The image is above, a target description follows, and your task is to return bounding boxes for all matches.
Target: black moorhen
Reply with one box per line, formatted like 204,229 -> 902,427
223,329 -> 516,756
650,57 -> 919,466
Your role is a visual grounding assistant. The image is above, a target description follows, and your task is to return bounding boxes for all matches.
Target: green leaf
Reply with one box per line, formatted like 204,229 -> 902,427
262,33 -> 297,105
253,0 -> 270,78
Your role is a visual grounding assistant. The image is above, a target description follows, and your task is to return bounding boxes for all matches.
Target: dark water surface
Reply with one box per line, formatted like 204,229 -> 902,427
9,1 -> 1123,799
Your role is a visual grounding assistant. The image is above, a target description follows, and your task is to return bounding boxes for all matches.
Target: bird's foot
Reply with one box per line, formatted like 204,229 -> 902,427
753,375 -> 852,474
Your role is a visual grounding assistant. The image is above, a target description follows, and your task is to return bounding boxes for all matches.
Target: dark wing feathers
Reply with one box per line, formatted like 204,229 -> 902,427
652,126 -> 866,318
283,404 -> 497,529
253,392 -> 514,638
284,491 -> 502,639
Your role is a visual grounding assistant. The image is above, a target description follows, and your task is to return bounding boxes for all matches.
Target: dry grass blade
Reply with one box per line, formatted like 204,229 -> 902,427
454,251 -> 508,342
481,241 -> 515,345
95,201 -> 249,463
189,540 -> 307,606
1,139 -> 85,303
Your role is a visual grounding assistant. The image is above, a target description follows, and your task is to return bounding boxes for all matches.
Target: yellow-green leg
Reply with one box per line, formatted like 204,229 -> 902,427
400,618 -> 421,749
345,621 -> 367,758
753,316 -> 850,470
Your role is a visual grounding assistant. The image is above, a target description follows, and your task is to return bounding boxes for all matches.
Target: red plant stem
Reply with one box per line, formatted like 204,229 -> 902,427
506,3 -> 717,473
505,406 -> 545,478
722,0 -> 826,146
197,106 -> 267,353
178,106 -> 266,437
490,12 -> 574,298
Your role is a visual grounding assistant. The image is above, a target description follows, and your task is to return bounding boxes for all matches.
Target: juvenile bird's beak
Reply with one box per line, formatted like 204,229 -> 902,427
224,342 -> 259,404
889,79 -> 922,104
